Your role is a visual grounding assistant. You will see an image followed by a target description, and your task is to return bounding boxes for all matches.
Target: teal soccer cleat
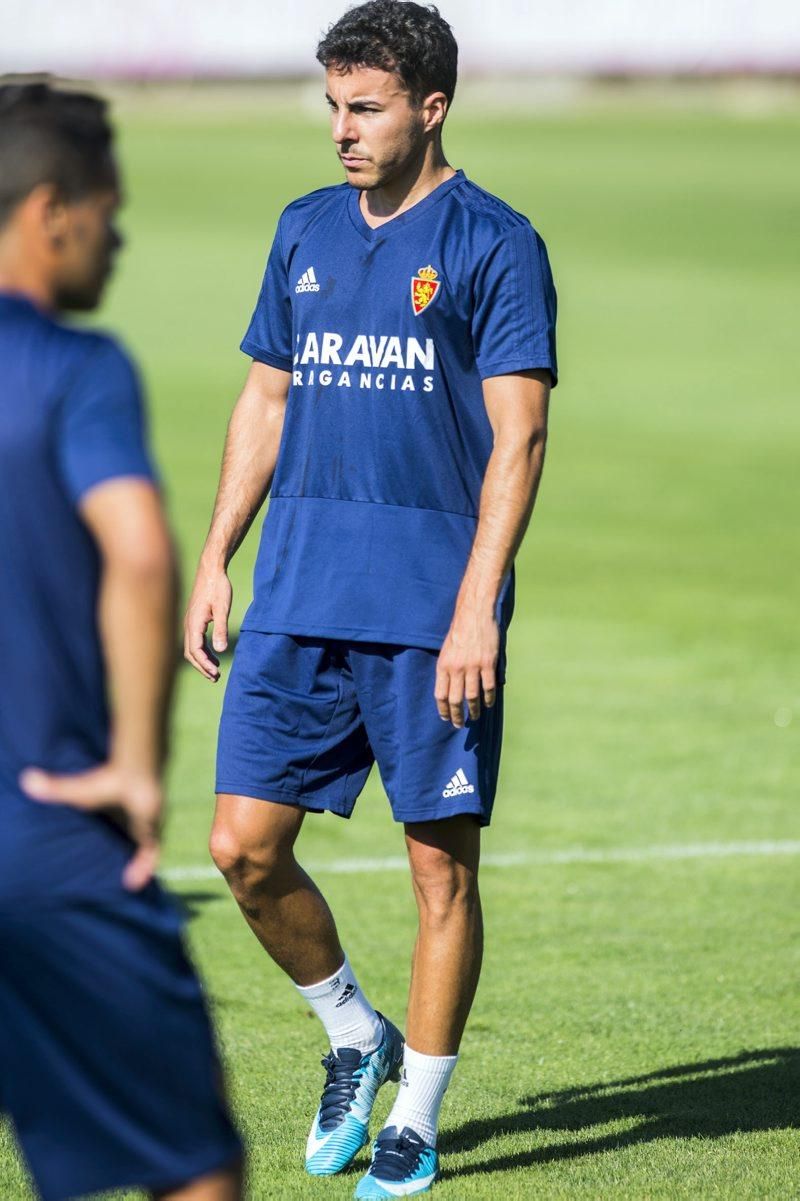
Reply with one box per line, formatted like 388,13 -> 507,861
305,1014 -> 404,1176
355,1126 -> 439,1198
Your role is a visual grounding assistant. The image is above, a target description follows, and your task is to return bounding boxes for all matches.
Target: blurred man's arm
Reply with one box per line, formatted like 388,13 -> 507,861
22,477 -> 178,889
85,479 -> 178,774
184,360 -> 290,680
435,368 -> 550,727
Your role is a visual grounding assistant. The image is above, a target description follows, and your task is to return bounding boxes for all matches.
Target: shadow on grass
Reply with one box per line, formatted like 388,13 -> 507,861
173,889 -> 226,919
441,1047 -> 800,1178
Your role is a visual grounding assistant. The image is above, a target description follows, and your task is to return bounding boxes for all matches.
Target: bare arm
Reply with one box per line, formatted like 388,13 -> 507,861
435,369 -> 551,727
184,360 -> 290,680
88,480 -> 178,774
22,478 -> 179,889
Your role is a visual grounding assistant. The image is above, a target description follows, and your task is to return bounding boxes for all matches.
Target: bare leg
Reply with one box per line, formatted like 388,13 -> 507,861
152,1159 -> 243,1200
404,815 -> 483,1055
209,794 -> 343,985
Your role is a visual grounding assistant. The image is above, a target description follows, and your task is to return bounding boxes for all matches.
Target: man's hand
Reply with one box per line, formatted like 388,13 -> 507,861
182,361 -> 289,682
19,764 -> 163,891
435,606 -> 500,728
183,563 -> 233,681
435,370 -> 549,729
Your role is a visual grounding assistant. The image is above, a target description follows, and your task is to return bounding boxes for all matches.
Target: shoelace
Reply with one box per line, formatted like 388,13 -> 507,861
317,1049 -> 364,1129
371,1129 -> 426,1182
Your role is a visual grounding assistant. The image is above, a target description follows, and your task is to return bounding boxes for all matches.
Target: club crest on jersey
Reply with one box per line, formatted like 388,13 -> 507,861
411,265 -> 441,316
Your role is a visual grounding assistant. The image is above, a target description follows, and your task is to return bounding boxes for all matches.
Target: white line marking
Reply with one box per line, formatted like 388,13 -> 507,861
160,840 -> 800,883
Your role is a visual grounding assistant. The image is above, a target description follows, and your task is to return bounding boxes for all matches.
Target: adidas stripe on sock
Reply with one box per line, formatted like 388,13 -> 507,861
383,1044 -> 458,1146
295,954 -> 383,1054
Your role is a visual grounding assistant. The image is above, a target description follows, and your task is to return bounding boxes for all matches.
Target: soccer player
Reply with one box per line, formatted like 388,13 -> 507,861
185,2 -> 556,1195
0,82 -> 243,1200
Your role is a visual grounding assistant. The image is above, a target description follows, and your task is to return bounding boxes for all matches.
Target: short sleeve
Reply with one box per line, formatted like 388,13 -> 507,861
240,216 -> 293,370
56,338 -> 157,505
471,223 -> 558,385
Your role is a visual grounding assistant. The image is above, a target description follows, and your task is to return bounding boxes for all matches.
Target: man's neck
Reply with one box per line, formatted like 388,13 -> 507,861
359,146 -> 455,229
0,254 -> 53,311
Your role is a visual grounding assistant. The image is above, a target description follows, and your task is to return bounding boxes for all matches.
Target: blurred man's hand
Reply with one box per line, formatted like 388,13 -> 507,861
20,764 -> 162,891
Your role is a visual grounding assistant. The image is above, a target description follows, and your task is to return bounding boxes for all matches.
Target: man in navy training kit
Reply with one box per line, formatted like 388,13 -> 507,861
185,3 -> 556,1196
0,82 -> 242,1201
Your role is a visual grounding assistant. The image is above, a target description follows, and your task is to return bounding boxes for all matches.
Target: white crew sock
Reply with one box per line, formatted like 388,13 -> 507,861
383,1045 -> 458,1147
295,955 -> 383,1055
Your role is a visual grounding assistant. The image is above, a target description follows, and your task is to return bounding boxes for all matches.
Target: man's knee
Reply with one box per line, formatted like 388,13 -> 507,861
408,841 -> 479,922
209,821 -> 288,895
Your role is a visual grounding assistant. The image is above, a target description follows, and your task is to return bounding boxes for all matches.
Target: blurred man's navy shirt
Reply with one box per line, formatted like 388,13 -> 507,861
0,293 -> 155,903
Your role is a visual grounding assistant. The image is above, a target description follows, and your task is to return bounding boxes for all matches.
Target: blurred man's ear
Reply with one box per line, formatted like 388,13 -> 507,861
40,186 -> 70,251
12,182 -> 68,251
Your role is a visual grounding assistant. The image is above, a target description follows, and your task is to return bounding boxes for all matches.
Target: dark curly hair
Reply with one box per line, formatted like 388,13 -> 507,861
316,1 -> 458,106
0,78 -> 115,227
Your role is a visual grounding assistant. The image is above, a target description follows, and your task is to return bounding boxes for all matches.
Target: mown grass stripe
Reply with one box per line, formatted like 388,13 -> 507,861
161,839 -> 800,882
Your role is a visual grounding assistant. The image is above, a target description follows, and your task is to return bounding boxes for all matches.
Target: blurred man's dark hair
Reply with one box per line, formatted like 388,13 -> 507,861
316,0 -> 458,106
0,79 -> 116,228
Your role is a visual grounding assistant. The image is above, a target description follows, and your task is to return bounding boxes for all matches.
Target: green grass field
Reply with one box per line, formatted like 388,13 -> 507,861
2,89 -> 798,1198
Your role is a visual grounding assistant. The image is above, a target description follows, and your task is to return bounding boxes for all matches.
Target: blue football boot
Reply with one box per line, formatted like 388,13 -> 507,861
305,1013 -> 405,1175
355,1125 -> 439,1197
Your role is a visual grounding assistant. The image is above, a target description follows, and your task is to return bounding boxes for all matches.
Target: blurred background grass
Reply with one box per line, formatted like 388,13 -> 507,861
1,87 -> 798,1197
97,93 -> 799,865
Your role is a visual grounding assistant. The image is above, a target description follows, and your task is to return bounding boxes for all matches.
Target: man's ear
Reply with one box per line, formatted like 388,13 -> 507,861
422,91 -> 449,133
23,182 -> 68,250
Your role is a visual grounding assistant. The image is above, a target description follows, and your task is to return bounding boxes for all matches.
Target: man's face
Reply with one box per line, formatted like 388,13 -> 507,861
51,183 -> 122,312
325,65 -> 429,190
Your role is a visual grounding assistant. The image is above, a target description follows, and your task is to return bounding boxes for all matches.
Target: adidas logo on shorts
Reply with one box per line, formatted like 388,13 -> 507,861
295,266 -> 320,293
442,768 -> 475,798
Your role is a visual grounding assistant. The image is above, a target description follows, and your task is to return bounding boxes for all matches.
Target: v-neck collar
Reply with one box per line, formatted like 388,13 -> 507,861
0,290 -> 47,316
347,169 -> 465,243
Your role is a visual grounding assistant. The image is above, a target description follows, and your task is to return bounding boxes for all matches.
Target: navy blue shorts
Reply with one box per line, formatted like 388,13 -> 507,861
0,884 -> 241,1201
216,633 -> 504,826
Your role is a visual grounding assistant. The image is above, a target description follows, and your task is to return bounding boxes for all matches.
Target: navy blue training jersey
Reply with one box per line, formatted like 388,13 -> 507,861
0,293 -> 156,904
241,169 -> 557,650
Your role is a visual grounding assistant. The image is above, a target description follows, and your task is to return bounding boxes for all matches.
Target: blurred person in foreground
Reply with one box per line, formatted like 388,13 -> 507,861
0,81 -> 242,1201
185,2 -> 556,1195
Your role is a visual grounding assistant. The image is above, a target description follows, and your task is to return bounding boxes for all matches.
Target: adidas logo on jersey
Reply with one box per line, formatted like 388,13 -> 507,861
442,768 -> 475,798
295,266 -> 320,293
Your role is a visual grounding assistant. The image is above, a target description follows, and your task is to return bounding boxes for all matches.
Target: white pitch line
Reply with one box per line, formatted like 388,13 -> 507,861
161,839 -> 800,883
